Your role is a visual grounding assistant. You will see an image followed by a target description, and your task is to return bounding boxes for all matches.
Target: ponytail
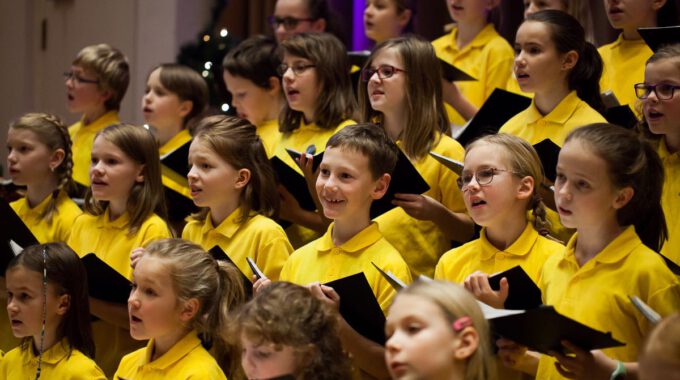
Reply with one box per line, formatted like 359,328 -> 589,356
530,193 -> 552,237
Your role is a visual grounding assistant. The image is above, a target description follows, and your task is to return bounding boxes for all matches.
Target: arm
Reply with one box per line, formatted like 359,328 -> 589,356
392,193 -> 475,242
278,185 -> 328,233
89,298 -> 130,329
496,338 -> 540,376
442,79 -> 478,121
551,341 -> 638,380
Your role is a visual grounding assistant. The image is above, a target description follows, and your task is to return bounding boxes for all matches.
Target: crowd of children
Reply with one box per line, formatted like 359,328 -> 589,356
2,0 -> 680,379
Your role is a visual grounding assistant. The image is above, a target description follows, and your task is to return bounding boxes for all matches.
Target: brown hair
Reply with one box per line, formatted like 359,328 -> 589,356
637,43 -> 680,141
565,123 -> 667,251
72,44 -> 129,111
466,133 -> 551,235
148,63 -> 209,133
325,123 -> 399,180
233,282 -> 351,380
359,35 -> 448,160
9,113 -> 76,223
192,115 -> 279,223
393,281 -> 496,380
83,124 -> 168,235
277,33 -> 356,133
7,243 -> 95,359
222,35 -> 280,89
142,239 -> 245,373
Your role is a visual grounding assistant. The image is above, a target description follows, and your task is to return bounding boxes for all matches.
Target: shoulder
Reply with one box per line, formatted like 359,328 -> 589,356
432,134 -> 465,158
181,217 -> 203,238
534,235 -> 566,254
62,349 -> 106,378
432,30 -> 454,51
177,346 -> 228,379
140,213 -> 171,235
438,239 -> 479,268
479,26 -> 513,54
114,347 -> 145,378
243,214 -> 287,235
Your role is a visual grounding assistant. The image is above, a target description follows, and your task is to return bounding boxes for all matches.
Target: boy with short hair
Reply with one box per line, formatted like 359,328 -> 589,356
66,43 -> 129,186
279,123 -> 412,379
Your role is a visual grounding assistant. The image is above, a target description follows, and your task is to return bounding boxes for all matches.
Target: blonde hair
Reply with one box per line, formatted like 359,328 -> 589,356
639,313 -> 680,378
9,113 -> 75,223
359,36 -> 448,160
466,133 -> 550,235
83,124 -> 168,235
396,281 -> 496,380
143,239 -> 245,373
72,44 -> 129,110
191,115 -> 279,223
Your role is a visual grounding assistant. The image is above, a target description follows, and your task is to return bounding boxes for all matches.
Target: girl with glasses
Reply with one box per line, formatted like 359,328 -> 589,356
270,0 -> 336,43
637,43 -> 680,268
274,32 -> 357,248
358,35 -> 474,278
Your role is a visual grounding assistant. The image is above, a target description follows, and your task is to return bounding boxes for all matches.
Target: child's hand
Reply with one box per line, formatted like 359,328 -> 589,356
295,152 -> 317,182
464,271 -> 509,309
550,341 -> 617,380
392,193 -> 440,220
278,185 -> 302,222
497,338 -> 528,368
307,282 -> 341,312
253,277 -> 272,295
130,247 -> 146,269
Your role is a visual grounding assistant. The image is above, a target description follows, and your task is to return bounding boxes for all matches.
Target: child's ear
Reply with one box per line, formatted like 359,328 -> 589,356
397,9 -> 412,29
452,326 -> 480,360
612,186 -> 634,210
267,77 -> 282,96
49,149 -> 66,172
311,18 -> 326,33
56,294 -> 71,316
178,100 -> 194,119
561,50 -> 579,71
235,168 -> 251,189
179,298 -> 200,322
371,173 -> 392,200
652,0 -> 667,11
485,0 -> 501,10
135,164 -> 145,183
516,176 -> 535,201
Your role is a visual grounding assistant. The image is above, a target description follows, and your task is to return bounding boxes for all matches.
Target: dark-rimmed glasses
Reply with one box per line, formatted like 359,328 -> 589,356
63,71 -> 100,85
277,63 -> 316,77
634,83 -> 680,100
457,168 -> 520,190
268,15 -> 316,31
361,65 -> 407,82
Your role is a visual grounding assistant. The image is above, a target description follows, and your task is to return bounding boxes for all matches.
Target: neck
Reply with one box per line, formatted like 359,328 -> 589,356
534,83 -> 570,116
622,16 -> 657,40
302,109 -> 315,125
382,110 -> 406,142
151,328 -> 191,362
455,20 -> 486,49
26,177 -> 59,208
266,96 -> 286,122
210,199 -> 240,227
485,219 -> 528,251
664,133 -> 680,154
32,328 -> 60,357
573,219 -> 624,266
82,107 -> 109,125
332,214 -> 371,246
108,198 -> 128,221
156,124 -> 184,147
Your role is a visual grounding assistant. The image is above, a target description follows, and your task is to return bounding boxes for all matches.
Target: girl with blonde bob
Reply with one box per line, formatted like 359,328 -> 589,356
385,280 -> 496,380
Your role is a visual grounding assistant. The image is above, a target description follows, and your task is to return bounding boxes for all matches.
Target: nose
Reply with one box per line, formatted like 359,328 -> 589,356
128,287 -> 140,306
7,149 -> 17,163
385,331 -> 402,354
514,51 -> 526,67
187,164 -> 198,181
525,3 -> 538,17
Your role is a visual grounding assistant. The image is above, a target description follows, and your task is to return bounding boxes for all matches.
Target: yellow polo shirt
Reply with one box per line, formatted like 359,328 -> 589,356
375,134 -> 466,277
499,90 -> 606,147
182,209 -> 292,281
536,226 -> 680,380
280,222 -> 412,313
114,330 -> 227,380
69,110 -> 120,186
67,209 -> 171,377
658,139 -> 680,266
0,339 -> 105,379
276,118 -> 356,248
599,34 -> 651,115
159,129 -> 192,200
10,190 -> 82,244
257,119 -> 282,158
434,222 -> 562,283
433,23 -> 514,125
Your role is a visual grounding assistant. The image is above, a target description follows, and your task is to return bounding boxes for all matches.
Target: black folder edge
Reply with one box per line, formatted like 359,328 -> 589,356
285,148 -> 323,173
454,89 -> 532,147
370,148 -> 430,219
160,139 -> 192,179
628,295 -> 662,324
1,198 -> 39,274
533,139 -> 561,184
371,261 -> 406,290
270,156 -> 317,212
488,265 -> 543,310
246,257 -> 266,280
429,151 -> 464,176
487,305 -> 625,355
604,105 -> 638,130
440,58 -> 477,82
659,253 -> 680,276
348,50 -> 370,68
638,26 -> 680,53
326,272 -> 386,345
208,246 -> 253,299
81,253 -> 131,305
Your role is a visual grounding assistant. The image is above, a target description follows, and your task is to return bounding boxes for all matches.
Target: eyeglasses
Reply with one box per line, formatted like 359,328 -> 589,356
634,83 -> 680,100
268,15 -> 316,31
277,63 -> 316,77
63,71 -> 99,85
361,65 -> 407,82
456,168 -> 519,190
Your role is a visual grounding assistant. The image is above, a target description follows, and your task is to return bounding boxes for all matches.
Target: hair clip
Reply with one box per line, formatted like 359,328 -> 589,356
452,316 -> 472,332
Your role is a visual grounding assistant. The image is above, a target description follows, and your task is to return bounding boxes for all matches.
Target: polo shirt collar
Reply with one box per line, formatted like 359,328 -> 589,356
563,225 -> 640,266
21,339 -> 71,366
14,192 -> 52,214
479,223 -> 538,261
159,129 -> 191,156
97,207 -> 131,230
78,110 -> 119,130
525,90 -> 581,125
446,23 -> 498,53
316,222 -> 382,254
140,330 -> 202,370
203,208 -> 244,239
